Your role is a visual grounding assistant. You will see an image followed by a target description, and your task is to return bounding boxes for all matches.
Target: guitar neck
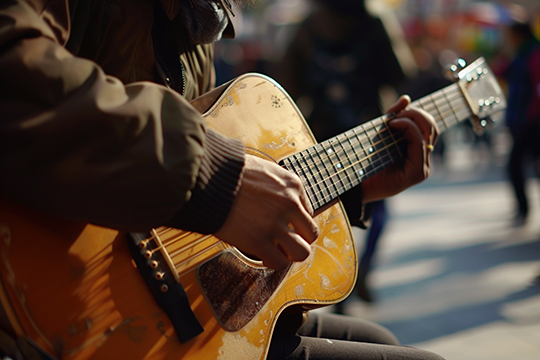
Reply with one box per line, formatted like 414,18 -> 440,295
280,82 -> 471,211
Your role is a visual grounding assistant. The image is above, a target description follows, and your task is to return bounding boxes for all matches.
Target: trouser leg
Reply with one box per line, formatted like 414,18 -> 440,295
268,312 -> 445,360
508,138 -> 528,217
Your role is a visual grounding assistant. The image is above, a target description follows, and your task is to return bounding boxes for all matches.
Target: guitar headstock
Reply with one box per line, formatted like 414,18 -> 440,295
457,57 -> 507,121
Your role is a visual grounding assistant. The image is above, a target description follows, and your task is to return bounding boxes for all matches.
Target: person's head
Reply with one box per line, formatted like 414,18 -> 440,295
315,0 -> 368,17
505,21 -> 536,53
178,0 -> 257,44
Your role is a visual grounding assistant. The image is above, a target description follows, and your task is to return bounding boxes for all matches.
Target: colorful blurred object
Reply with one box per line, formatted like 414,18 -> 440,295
464,2 -> 515,26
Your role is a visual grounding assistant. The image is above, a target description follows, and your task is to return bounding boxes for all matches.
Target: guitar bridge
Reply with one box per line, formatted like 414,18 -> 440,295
127,232 -> 204,343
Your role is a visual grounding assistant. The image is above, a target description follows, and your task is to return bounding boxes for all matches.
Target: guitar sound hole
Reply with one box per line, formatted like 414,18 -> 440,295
198,251 -> 288,332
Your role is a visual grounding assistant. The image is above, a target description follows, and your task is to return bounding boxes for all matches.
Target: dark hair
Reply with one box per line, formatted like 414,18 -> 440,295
317,0 -> 368,16
509,21 -> 535,40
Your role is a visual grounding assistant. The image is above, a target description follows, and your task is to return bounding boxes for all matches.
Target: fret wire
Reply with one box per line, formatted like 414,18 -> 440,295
348,127 -> 367,182
366,120 -> 385,173
291,154 -> 316,204
312,144 -> 334,204
381,114 -> 403,159
429,93 -> 445,131
336,132 -> 359,192
356,124 -> 374,178
307,147 -> 326,207
372,116 -> 394,164
294,100 -> 470,192
290,131 -> 405,205
345,132 -> 363,190
442,86 -> 469,125
411,84 -> 466,131
301,147 -> 319,205
432,91 -> 456,129
354,126 -> 372,178
440,86 -> 461,128
340,132 -> 359,192
282,83 -> 473,207
319,142 -> 340,201
296,154 -> 316,200
300,152 -> 322,206
331,134 -> 348,192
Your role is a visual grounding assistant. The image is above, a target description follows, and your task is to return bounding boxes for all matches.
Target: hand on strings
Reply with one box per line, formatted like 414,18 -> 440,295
361,95 -> 439,203
215,155 -> 320,270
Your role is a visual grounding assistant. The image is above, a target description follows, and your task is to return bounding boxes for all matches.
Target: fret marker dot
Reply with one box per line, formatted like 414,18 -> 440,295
337,163 -> 342,169
359,170 -> 364,175
327,149 -> 333,154
369,147 -> 374,153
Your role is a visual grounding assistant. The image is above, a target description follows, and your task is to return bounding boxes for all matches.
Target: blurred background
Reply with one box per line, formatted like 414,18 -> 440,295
215,1 -> 540,359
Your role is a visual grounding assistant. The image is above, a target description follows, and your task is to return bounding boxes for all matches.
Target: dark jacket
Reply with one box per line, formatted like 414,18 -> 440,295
504,37 -> 540,136
0,0 -> 245,233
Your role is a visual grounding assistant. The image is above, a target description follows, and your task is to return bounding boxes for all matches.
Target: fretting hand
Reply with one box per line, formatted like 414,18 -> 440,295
361,95 -> 439,203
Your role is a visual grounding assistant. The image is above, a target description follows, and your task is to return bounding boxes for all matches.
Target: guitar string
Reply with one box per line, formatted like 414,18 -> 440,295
312,88 -> 467,173
294,88 -> 470,201
299,104 -> 471,205
150,228 -> 224,270
301,99 -> 470,207
152,85 -> 470,264
296,85 -> 466,182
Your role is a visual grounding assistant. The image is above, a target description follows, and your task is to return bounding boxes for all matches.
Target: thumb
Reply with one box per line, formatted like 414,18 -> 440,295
386,95 -> 411,115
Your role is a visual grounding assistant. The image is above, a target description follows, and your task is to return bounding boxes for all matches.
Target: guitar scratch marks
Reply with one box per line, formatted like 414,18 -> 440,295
311,244 -> 349,275
262,131 -> 301,150
319,274 -> 338,291
218,332 -> 264,360
64,317 -> 142,353
126,324 -> 147,343
210,95 -> 235,118
322,237 -> 337,249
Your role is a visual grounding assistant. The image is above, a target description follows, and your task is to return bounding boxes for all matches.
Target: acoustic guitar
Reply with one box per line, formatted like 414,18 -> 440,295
0,57 -> 506,360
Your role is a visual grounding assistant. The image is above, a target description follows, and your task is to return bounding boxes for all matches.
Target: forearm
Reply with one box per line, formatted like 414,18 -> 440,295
0,1 -> 245,232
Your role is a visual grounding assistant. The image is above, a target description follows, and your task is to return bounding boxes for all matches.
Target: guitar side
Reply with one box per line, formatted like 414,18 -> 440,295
0,74 -> 358,360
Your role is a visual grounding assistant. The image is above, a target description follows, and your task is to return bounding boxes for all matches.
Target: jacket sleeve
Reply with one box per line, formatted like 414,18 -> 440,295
0,0 -> 245,232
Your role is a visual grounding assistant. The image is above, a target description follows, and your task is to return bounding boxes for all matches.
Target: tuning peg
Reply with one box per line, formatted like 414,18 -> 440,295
470,115 -> 495,135
444,58 -> 467,81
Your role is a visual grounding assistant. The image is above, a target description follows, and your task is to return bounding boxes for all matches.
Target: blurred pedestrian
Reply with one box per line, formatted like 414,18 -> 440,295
502,21 -> 540,226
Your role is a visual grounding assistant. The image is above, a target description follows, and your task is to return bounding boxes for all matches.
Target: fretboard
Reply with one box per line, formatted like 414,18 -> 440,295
279,82 -> 471,210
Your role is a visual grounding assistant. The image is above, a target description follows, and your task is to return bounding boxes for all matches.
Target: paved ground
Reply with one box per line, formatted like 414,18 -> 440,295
320,128 -> 540,360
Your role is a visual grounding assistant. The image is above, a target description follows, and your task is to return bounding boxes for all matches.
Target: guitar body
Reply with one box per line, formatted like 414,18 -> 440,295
0,74 -> 358,360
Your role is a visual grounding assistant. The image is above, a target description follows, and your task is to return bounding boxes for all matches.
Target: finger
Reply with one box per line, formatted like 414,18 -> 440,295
288,205 -> 320,244
274,230 -> 312,262
385,95 -> 411,115
393,108 -> 439,145
257,241 -> 292,270
389,118 -> 431,184
388,118 -> 425,156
